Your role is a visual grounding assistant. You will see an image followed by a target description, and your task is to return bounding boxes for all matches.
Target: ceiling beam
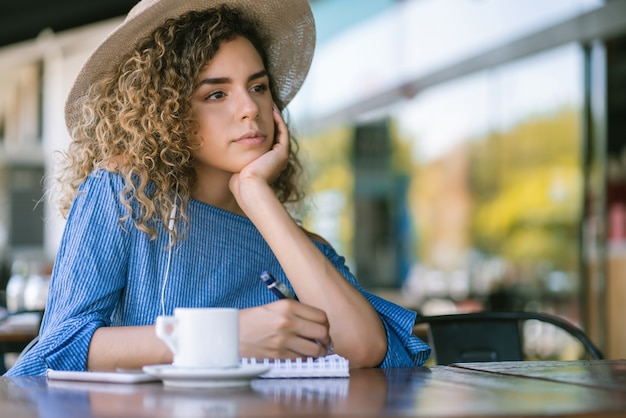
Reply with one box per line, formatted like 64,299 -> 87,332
0,0 -> 136,48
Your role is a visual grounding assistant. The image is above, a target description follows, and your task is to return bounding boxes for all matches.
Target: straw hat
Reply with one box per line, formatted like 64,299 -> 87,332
64,0 -> 316,134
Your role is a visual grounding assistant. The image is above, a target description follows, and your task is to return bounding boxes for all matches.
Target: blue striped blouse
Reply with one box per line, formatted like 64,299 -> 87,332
6,170 -> 430,376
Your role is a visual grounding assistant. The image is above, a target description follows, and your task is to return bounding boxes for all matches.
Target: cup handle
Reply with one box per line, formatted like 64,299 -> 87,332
155,315 -> 178,355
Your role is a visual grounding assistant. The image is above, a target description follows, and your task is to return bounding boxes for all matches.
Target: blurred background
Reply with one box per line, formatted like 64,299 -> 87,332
0,0 -> 624,362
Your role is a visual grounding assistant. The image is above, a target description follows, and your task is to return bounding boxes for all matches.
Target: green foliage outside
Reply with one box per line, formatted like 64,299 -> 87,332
468,108 -> 582,270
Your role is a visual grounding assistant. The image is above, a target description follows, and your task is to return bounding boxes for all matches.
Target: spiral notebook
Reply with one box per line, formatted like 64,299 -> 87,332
240,354 -> 349,378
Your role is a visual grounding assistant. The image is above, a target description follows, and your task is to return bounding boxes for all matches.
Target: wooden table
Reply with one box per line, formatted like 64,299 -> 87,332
1,360 -> 626,417
452,359 -> 626,392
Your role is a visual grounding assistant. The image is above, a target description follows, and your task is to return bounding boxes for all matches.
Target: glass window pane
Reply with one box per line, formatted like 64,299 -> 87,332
396,44 -> 585,358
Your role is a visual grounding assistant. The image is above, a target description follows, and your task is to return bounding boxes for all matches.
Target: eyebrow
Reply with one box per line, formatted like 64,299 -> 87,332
196,69 -> 268,88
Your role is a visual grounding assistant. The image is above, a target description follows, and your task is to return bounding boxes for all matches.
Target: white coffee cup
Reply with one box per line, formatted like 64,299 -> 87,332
155,307 -> 239,369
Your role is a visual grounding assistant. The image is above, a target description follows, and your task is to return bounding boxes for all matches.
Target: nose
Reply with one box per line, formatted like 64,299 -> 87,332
237,90 -> 260,120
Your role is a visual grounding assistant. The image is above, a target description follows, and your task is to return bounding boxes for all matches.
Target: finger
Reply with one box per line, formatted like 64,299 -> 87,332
285,335 -> 330,358
289,312 -> 332,356
272,105 -> 289,150
260,334 -> 331,359
269,301 -> 331,350
281,300 -> 329,327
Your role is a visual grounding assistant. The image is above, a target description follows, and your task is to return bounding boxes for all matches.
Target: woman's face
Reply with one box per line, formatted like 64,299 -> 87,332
190,36 -> 275,177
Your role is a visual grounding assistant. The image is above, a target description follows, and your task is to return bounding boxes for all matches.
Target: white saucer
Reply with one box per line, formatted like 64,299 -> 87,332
142,364 -> 270,389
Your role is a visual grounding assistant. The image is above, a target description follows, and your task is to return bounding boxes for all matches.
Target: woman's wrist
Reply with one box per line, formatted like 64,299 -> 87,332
233,176 -> 279,217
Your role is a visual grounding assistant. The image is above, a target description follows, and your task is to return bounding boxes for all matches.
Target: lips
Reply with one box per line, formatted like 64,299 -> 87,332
234,131 -> 266,145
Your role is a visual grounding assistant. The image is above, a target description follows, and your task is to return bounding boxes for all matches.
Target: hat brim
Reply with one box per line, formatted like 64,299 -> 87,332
64,0 -> 315,134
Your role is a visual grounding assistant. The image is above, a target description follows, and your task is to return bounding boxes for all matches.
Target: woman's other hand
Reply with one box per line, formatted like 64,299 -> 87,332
238,299 -> 332,359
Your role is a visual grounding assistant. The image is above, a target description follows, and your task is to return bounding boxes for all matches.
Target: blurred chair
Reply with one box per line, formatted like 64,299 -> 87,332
0,310 -> 42,374
414,311 -> 603,365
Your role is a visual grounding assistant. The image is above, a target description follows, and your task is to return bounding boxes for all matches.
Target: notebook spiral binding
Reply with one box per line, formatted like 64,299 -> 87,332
240,354 -> 349,378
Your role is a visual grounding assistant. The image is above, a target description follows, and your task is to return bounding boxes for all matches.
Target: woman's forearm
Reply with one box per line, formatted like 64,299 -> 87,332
87,325 -> 172,371
239,180 -> 388,367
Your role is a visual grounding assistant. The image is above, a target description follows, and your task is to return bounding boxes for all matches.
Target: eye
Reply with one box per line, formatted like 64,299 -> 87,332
204,90 -> 225,101
250,83 -> 269,94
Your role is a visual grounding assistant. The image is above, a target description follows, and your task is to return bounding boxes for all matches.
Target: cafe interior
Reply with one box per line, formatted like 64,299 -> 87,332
0,1 -> 626,416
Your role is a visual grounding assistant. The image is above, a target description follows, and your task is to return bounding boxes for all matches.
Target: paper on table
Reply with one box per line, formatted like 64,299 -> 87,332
46,369 -> 159,384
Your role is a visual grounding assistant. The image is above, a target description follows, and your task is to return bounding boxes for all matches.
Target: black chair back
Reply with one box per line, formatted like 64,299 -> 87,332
415,311 -> 603,365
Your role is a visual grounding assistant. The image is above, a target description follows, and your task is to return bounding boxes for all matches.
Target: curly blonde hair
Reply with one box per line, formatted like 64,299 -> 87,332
57,6 -> 304,242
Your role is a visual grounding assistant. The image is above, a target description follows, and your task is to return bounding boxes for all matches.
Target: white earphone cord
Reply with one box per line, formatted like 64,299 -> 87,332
160,202 -> 177,316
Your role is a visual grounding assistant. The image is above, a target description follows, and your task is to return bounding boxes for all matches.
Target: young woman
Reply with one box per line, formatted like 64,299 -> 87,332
5,0 -> 430,376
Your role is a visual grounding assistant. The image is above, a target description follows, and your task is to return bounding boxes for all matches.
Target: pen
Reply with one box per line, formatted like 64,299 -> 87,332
260,271 -> 296,300
259,271 -> 333,355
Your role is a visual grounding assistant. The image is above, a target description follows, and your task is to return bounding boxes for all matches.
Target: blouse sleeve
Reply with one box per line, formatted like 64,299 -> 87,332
317,242 -> 431,367
5,171 -> 131,376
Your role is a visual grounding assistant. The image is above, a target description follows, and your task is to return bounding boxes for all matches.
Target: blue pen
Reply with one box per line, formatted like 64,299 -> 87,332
260,271 -> 296,300
259,271 -> 333,354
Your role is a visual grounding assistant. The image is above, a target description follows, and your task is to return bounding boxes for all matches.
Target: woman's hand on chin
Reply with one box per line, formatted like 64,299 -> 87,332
229,106 -> 289,202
